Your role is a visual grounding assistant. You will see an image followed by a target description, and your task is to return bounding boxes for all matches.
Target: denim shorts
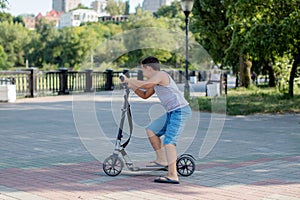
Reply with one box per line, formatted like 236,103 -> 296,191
146,105 -> 192,145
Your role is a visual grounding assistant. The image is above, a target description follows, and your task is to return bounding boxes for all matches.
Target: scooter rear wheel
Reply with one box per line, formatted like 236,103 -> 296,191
176,155 -> 195,177
103,155 -> 124,176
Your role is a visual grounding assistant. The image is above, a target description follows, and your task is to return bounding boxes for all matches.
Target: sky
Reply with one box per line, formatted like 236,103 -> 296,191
7,0 -> 144,16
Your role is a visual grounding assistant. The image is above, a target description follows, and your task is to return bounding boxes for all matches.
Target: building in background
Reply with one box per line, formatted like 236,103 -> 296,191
20,14 -> 36,30
100,15 -> 128,23
53,0 -> 81,13
21,10 -> 62,30
91,0 -> 109,17
142,0 -> 173,13
36,10 -> 63,28
59,9 -> 99,28
22,0 -> 147,30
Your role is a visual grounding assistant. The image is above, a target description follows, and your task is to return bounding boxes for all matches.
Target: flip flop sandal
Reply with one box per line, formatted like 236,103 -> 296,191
154,176 -> 180,184
146,161 -> 167,168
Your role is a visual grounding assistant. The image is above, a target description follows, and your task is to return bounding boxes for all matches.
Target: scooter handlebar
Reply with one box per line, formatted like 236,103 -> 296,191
119,75 -> 130,92
119,75 -> 125,82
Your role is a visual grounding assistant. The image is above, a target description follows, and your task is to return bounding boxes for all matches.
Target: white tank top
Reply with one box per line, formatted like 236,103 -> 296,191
154,75 -> 189,112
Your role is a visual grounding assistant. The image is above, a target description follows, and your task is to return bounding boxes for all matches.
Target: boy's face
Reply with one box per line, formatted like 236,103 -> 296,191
141,65 -> 151,79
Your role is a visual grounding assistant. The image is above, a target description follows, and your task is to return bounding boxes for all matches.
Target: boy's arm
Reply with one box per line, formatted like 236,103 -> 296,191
126,78 -> 157,89
129,83 -> 155,99
121,72 -> 164,89
120,74 -> 162,99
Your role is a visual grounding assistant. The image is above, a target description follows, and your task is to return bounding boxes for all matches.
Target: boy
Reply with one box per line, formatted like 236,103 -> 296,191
120,56 -> 191,184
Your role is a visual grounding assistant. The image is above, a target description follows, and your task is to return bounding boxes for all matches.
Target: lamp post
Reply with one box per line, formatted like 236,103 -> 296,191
181,0 -> 194,99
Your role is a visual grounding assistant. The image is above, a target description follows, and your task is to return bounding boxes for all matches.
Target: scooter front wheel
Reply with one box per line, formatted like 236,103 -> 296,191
103,155 -> 124,176
176,154 -> 195,177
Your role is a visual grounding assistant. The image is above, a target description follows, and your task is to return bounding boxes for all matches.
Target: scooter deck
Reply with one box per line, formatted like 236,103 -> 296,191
128,166 -> 168,172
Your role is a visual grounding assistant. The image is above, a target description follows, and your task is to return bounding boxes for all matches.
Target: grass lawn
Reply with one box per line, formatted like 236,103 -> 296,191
189,87 -> 300,115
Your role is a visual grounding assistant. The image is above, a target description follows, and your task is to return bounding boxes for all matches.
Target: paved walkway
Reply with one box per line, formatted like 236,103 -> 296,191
0,91 -> 299,200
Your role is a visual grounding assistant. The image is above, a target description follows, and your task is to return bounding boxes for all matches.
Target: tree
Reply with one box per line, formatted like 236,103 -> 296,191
192,0 -> 235,70
88,22 -> 123,69
106,0 -> 126,16
124,0 -> 129,15
53,26 -> 103,69
0,11 -> 12,22
0,0 -> 8,10
228,0 -> 300,96
0,44 -> 8,69
155,1 -> 183,19
121,9 -> 182,68
285,8 -> 300,97
193,0 -> 254,88
0,21 -> 30,68
13,16 -> 25,26
0,0 -> 9,22
75,3 -> 90,10
53,28 -> 81,68
222,0 -> 255,87
28,20 -> 60,67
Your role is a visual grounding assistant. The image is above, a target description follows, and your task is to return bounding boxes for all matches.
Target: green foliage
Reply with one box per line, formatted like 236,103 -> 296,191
74,3 -> 90,10
13,16 -> 24,25
0,21 -> 30,68
1,2 -> 183,70
0,44 -> 7,69
0,0 -> 298,99
227,0 -> 299,59
192,0 -> 300,96
155,1 -> 184,19
0,0 -> 8,10
226,0 -> 300,95
52,27 -> 98,69
0,0 -> 10,24
274,56 -> 292,94
0,12 -> 12,22
119,9 -> 183,69
88,23 -> 123,69
27,21 -> 60,67
106,0 -> 126,16
192,0 -> 232,68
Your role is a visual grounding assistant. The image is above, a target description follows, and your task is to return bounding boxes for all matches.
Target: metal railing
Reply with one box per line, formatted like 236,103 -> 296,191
0,68 -> 226,98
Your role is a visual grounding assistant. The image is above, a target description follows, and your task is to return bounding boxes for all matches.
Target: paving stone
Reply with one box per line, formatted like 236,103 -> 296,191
0,91 -> 299,199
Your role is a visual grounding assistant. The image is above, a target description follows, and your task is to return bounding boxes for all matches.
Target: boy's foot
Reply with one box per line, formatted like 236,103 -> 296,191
154,176 -> 180,184
146,161 -> 167,168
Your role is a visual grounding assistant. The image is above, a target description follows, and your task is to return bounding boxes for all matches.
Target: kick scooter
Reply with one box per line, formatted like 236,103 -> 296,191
102,77 -> 195,177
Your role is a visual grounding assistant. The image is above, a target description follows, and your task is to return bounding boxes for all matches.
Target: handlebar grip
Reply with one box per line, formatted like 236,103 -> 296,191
119,75 -> 124,82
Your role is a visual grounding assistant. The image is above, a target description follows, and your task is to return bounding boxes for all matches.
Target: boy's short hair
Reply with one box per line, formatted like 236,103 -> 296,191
141,56 -> 160,71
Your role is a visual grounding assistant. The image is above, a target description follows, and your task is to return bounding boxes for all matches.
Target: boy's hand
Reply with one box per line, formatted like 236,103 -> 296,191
119,74 -> 128,83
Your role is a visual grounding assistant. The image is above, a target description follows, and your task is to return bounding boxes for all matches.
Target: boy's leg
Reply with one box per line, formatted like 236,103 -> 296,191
165,144 -> 178,181
146,129 -> 167,165
158,106 -> 192,181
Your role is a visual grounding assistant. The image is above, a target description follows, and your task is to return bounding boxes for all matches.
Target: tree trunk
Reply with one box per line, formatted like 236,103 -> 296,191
289,53 -> 300,97
235,71 -> 239,88
239,54 -> 252,88
266,62 -> 276,87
